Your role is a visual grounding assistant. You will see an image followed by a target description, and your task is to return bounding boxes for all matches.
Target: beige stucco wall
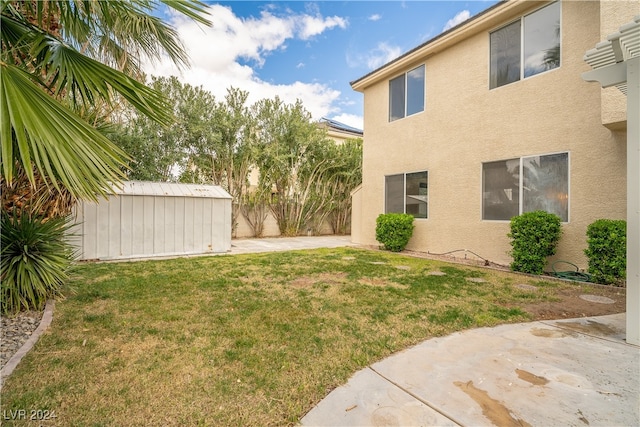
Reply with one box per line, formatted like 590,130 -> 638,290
354,0 -> 629,269
234,211 -> 335,238
350,185 -> 363,244
235,210 -> 282,238
326,129 -> 362,144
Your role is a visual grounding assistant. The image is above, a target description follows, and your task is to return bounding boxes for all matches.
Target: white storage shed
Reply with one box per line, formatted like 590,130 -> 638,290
72,181 -> 232,261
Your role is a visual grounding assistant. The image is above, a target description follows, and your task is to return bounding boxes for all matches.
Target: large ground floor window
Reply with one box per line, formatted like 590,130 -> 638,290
385,171 -> 428,218
482,152 -> 569,221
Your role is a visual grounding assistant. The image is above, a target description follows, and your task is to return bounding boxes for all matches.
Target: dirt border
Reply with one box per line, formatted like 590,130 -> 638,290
355,244 -> 626,290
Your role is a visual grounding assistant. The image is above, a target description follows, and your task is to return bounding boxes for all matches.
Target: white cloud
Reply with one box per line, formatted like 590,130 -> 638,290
142,4 -> 347,120
368,14 -> 381,22
366,42 -> 402,69
347,42 -> 402,70
299,15 -> 347,39
443,10 -> 470,32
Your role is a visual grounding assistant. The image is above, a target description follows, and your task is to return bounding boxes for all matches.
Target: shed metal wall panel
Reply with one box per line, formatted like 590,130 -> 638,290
153,197 -> 165,254
173,198 -> 182,251
143,196 -> 154,255
130,196 -> 143,256
193,199 -> 205,251
184,197 -> 195,252
201,199 -> 212,251
73,182 -> 232,260
120,196 -> 133,257
96,198 -> 111,259
108,196 -> 120,258
81,202 -> 98,260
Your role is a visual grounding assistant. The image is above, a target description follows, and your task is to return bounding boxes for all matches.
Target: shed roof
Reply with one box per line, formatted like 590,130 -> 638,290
112,181 -> 232,199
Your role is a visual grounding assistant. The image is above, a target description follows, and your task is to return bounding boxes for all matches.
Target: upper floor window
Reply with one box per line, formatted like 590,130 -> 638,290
482,152 -> 568,222
490,1 -> 560,89
385,170 -> 428,218
389,64 -> 425,121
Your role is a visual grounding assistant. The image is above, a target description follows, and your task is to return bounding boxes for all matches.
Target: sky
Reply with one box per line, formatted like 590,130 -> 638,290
145,1 -> 500,130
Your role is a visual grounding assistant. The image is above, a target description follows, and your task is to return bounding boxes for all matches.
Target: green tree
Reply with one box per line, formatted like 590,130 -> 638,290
182,87 -> 256,236
239,186 -> 271,238
1,0 -> 210,203
302,136 -> 362,235
253,97 -> 331,236
325,138 -> 363,234
111,82 -> 258,237
110,76 -> 215,181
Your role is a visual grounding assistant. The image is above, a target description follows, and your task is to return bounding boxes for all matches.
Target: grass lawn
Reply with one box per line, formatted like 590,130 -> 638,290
0,247 -> 623,426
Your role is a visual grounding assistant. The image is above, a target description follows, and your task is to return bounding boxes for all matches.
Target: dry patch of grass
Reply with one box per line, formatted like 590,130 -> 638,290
0,248 -> 623,426
289,272 -> 348,288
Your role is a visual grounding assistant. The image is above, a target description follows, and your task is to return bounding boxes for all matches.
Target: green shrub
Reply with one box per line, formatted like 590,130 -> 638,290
375,213 -> 415,252
584,219 -> 626,285
508,211 -> 562,275
1,212 -> 75,315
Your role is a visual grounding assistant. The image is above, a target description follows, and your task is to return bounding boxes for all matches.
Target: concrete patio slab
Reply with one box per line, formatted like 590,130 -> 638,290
300,313 -> 639,427
300,368 -> 459,427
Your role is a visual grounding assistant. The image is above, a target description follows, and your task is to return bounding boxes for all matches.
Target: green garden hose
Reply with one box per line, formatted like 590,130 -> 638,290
551,261 -> 593,282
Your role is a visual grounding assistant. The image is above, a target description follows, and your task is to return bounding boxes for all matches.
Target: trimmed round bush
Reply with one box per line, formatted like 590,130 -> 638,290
375,213 -> 415,252
1,212 -> 75,315
584,219 -> 626,285
508,211 -> 562,275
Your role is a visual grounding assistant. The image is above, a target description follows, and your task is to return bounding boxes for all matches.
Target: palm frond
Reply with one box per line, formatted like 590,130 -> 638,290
0,9 -> 44,68
45,40 -> 172,125
95,33 -> 138,74
1,0 -> 211,201
111,6 -> 190,69
60,0 -> 210,71
1,63 -> 129,200
158,0 -> 211,26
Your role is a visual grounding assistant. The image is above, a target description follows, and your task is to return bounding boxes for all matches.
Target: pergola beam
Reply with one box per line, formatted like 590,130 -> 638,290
582,62 -> 627,88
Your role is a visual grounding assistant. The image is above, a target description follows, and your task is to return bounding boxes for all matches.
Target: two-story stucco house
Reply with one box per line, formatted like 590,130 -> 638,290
350,0 -> 638,269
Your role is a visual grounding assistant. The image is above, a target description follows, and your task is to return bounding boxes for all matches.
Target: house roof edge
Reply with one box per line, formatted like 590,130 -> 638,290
350,0 -> 550,92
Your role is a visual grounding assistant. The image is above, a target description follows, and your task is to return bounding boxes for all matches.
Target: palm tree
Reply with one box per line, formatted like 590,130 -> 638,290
0,0 -> 210,207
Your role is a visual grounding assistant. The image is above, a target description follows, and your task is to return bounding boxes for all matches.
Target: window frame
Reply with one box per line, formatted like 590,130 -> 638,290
384,170 -> 429,219
389,64 -> 426,122
489,1 -> 561,90
481,151 -> 570,222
